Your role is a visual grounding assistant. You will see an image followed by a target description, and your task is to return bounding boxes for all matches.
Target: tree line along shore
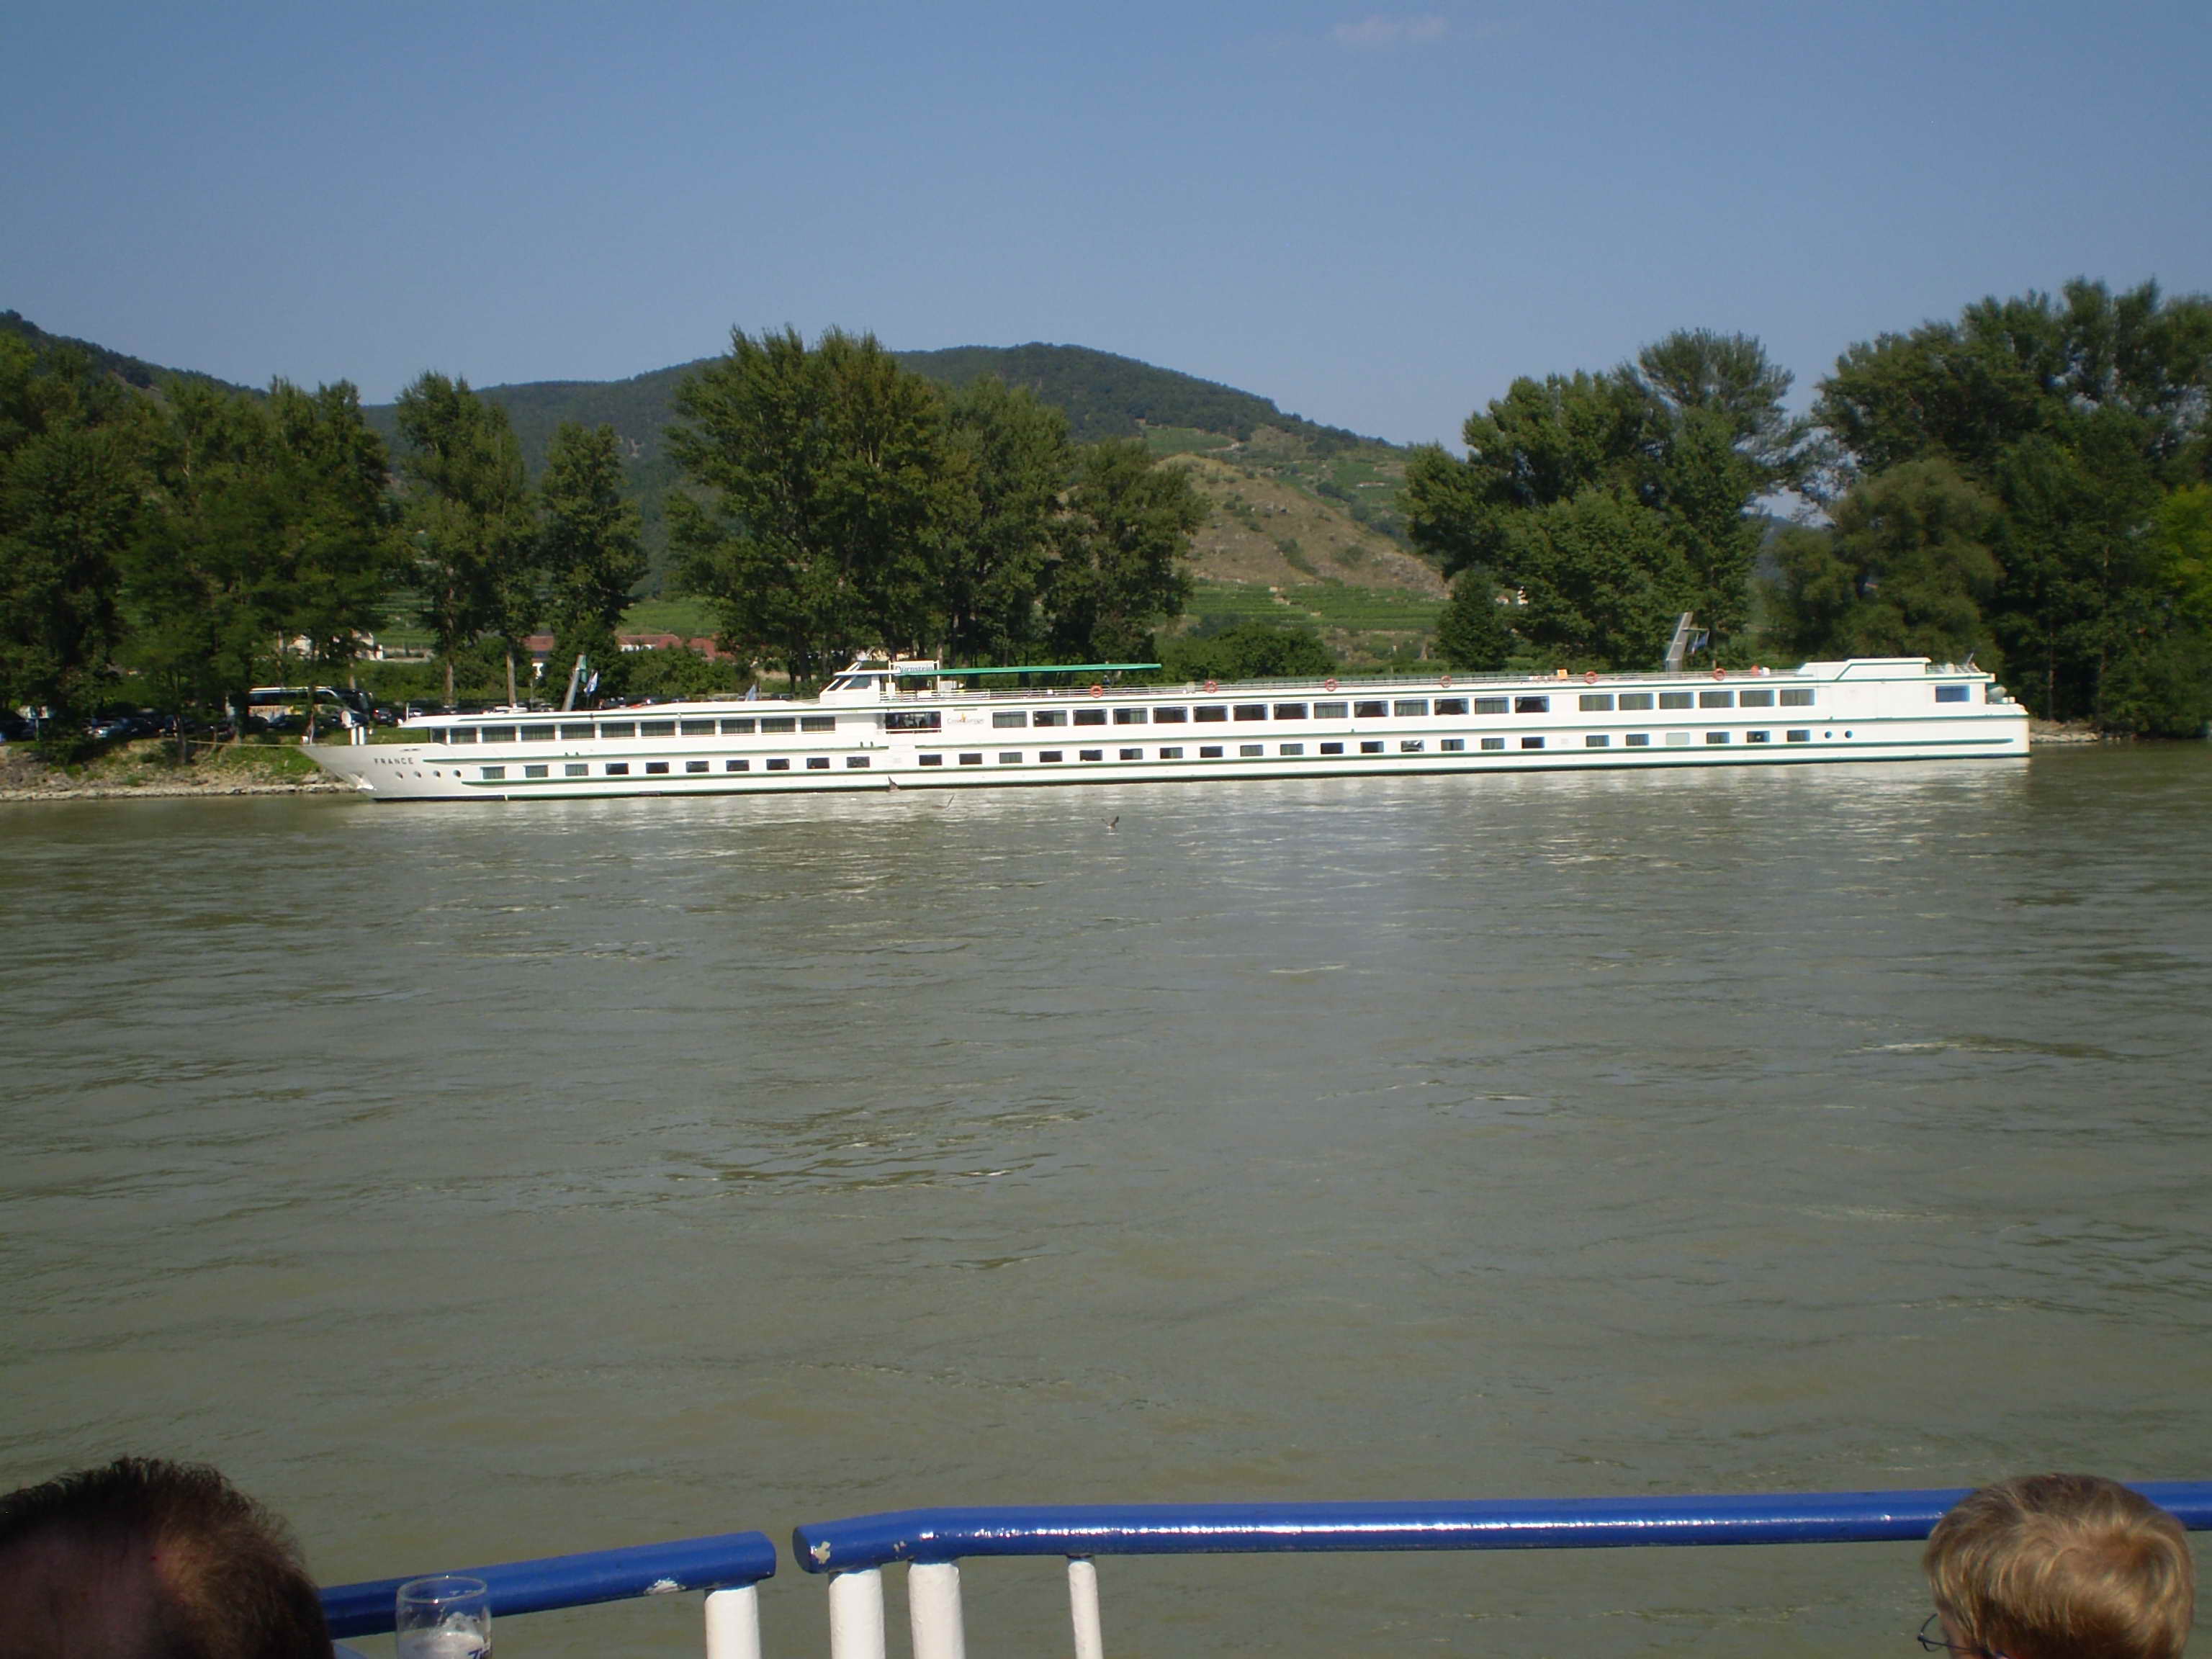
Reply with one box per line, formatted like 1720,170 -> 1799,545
3,277 -> 2208,779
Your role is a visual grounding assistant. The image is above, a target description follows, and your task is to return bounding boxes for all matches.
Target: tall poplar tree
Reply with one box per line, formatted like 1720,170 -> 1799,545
539,421 -> 644,696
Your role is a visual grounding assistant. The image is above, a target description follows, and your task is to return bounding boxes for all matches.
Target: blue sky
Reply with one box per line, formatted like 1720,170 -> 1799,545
5,1 -> 2208,446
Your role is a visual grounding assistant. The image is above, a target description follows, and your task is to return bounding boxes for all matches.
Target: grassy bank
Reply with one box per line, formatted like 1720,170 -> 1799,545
0,737 -> 346,801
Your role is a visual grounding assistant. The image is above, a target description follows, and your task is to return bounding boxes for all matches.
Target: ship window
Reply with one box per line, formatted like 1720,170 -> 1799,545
646,760 -> 671,774
1658,691 -> 1693,709
1473,697 -> 1508,715
846,755 -> 871,768
1480,737 -> 1505,750
1033,709 -> 1068,727
959,753 -> 985,765
920,753 -> 943,765
1153,706 -> 1188,723
1586,734 -> 1609,747
517,724 -> 554,742
1666,732 -> 1691,746
1195,706 -> 1228,722
1579,693 -> 1613,711
565,763 -> 587,776
1626,734 -> 1650,747
680,719 -> 716,736
1706,732 -> 1730,745
1400,739 -> 1424,752
480,726 -> 517,743
1434,698 -> 1467,716
1200,745 -> 1224,758
1280,742 -> 1303,756
1360,740 -> 1384,754
1321,742 -> 1344,755
1120,747 -> 1142,760
886,711 -> 941,731
1739,688 -> 1774,708
1238,743 -> 1262,756
1441,738 -> 1465,752
606,762 -> 629,775
1780,688 -> 1814,706
801,716 -> 836,732
1746,730 -> 1772,743
720,717 -> 756,734
1617,692 -> 1653,711
1233,704 -> 1267,721
803,756 -> 827,769
1700,690 -> 1732,708
760,716 -> 796,733
727,758 -> 749,771
639,719 -> 677,737
1936,684 -> 1970,702
598,721 -> 634,739
1113,707 -> 1147,724
1354,700 -> 1388,718
1786,729 -> 1811,743
1273,703 -> 1308,720
524,763 -> 549,777
1314,701 -> 1348,718
687,760 -> 710,773
1514,696 -> 1549,714
481,765 -> 505,779
999,752 -> 1021,764
1039,750 -> 1064,763
560,723 -> 595,739
1394,700 -> 1429,716
1074,708 -> 1107,726
1159,746 -> 1184,758
766,758 -> 791,771
1081,749 -> 1104,760
1521,736 -> 1545,750
441,728 -> 472,744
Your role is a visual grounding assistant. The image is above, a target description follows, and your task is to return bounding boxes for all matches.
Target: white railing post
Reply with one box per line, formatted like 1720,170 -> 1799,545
907,1562 -> 966,1659
829,1567 -> 887,1659
1067,1557 -> 1103,1659
703,1584 -> 761,1659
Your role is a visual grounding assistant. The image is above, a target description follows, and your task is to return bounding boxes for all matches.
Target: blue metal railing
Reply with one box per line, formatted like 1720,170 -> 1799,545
320,1529 -> 777,1649
791,1485 -> 2212,1659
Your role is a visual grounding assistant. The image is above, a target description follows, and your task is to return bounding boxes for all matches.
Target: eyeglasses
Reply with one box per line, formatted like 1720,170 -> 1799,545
1917,1613 -> 2005,1659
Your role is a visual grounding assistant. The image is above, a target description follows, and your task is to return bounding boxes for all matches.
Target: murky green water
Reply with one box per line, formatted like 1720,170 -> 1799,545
4,748 -> 2208,1658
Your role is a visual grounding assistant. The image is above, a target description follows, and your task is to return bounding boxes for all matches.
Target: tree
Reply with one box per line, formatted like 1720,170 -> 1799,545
0,339 -> 148,739
1042,441 -> 1204,661
1160,620 -> 1335,683
396,373 -> 535,704
539,421 -> 644,695
1764,461 -> 2000,664
1434,570 -> 1516,670
670,328 -> 956,686
939,377 -> 1070,664
1406,331 -> 1806,663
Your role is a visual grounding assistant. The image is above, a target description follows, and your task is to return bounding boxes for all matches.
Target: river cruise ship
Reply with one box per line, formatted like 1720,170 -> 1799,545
305,652 -> 2028,803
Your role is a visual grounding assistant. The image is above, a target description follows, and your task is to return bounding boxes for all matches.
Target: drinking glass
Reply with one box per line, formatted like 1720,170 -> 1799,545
395,1574 -> 492,1659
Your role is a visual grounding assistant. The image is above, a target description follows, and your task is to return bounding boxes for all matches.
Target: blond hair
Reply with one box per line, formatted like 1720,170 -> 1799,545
1925,1475 -> 2195,1659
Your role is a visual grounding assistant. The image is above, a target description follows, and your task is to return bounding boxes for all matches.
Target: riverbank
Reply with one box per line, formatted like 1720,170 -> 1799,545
0,740 -> 351,801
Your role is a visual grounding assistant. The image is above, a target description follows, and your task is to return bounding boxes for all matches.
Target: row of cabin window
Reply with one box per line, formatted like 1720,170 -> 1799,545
979,688 -> 1817,728
436,715 -> 837,745
914,731 -> 1822,766
478,756 -> 875,780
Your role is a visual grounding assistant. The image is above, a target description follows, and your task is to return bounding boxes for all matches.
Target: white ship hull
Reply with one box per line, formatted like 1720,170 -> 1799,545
305,657 -> 2030,804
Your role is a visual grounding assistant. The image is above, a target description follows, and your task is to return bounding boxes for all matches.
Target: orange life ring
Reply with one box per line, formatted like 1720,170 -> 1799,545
1753,664 -> 1767,675
1438,674 -> 1452,689
1583,671 -> 1599,685
1089,683 -> 1104,698
1202,680 -> 1218,693
1712,667 -> 1727,681
1323,677 -> 1337,693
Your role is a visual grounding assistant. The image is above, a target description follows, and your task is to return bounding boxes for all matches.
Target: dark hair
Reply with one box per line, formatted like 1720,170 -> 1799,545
0,1456 -> 329,1659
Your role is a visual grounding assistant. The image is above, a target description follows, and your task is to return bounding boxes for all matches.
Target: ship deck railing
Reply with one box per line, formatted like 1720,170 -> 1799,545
316,1482 -> 2211,1659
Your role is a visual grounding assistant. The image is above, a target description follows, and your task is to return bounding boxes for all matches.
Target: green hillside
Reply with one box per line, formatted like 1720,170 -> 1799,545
1,310 -> 255,397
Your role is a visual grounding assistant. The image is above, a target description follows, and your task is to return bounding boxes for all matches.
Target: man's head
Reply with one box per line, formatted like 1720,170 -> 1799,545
1925,1474 -> 2195,1659
0,1456 -> 329,1659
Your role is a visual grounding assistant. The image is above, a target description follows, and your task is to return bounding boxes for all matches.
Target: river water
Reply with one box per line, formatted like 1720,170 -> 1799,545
4,747 -> 2208,1659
